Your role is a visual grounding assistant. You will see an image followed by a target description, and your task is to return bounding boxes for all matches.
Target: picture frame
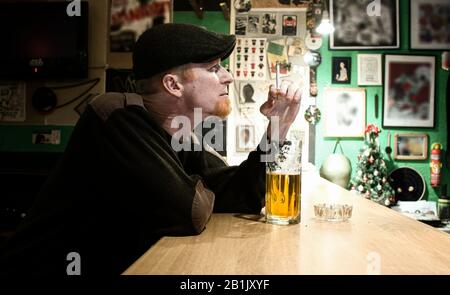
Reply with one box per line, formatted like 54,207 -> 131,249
410,0 -> 450,50
109,0 -> 172,53
282,15 -> 297,36
383,55 -> 435,128
236,124 -> 257,152
357,54 -> 382,86
323,88 -> 366,138
443,51 -> 450,71
393,133 -> 428,160
330,0 -> 400,49
332,57 -> 351,84
108,0 -> 172,68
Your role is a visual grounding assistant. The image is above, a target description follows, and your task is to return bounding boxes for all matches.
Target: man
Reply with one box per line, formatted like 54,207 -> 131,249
0,24 -> 301,275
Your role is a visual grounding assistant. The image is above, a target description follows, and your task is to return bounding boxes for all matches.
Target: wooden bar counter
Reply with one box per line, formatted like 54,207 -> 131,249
123,166 -> 450,275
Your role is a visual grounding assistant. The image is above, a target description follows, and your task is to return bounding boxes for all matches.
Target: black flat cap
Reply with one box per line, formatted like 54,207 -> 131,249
133,23 -> 236,80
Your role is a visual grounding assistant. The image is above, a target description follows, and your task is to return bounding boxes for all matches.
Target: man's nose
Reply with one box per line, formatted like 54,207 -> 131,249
220,67 -> 234,84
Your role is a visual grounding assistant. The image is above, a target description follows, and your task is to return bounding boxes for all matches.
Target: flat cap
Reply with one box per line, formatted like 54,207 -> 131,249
133,23 -> 236,80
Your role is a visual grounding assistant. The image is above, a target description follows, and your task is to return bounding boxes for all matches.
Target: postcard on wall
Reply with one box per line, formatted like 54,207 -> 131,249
0,82 -> 26,122
235,16 -> 248,35
282,15 -> 297,36
357,54 -> 382,85
267,39 -> 290,79
261,13 -> 277,35
247,15 -> 260,34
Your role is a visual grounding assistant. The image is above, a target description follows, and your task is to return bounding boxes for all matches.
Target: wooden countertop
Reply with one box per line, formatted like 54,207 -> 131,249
123,167 -> 450,275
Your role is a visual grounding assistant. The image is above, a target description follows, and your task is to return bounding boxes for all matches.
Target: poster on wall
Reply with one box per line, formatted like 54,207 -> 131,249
267,39 -> 291,79
410,0 -> 450,50
0,82 -> 26,122
282,15 -> 298,36
229,2 -> 309,164
383,55 -> 435,128
110,0 -> 172,52
233,37 -> 267,80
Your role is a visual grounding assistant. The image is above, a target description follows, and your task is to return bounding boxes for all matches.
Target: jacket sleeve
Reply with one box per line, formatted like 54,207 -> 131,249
184,142 -> 266,214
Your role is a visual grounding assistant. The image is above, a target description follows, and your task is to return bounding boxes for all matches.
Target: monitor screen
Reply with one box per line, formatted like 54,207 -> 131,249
0,1 -> 89,80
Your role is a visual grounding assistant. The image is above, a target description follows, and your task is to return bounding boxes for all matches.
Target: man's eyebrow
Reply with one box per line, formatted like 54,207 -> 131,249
205,60 -> 220,67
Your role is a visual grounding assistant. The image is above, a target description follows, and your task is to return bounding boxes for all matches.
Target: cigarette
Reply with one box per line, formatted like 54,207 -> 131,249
275,62 -> 281,91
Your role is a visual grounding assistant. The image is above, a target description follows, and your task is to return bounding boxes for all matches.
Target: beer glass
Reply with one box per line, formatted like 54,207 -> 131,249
265,140 -> 301,225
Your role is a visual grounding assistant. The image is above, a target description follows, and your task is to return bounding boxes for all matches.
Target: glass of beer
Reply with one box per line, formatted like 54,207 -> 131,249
265,140 -> 301,225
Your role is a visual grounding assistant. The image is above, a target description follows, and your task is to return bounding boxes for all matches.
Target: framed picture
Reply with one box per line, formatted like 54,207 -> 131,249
443,51 -> 450,71
261,13 -> 277,35
410,0 -> 450,50
323,88 -> 366,138
236,125 -> 257,152
332,57 -> 351,84
282,15 -> 297,36
383,55 -> 435,128
357,54 -> 382,85
393,133 -> 428,160
330,0 -> 400,49
109,0 -> 172,52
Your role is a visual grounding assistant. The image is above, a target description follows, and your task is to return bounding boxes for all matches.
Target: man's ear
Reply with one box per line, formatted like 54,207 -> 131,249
162,74 -> 183,97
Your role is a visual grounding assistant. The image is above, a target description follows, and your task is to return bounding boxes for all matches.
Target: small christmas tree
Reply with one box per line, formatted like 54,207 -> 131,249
351,124 -> 395,206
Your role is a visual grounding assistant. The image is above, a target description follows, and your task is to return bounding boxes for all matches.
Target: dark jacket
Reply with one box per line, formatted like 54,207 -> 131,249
0,93 -> 265,275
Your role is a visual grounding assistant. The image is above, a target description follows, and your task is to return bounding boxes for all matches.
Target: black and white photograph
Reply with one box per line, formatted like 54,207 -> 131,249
357,54 -> 382,85
324,88 -> 366,137
394,133 -> 428,160
262,13 -> 277,34
330,0 -> 399,49
247,15 -> 260,34
383,55 -> 435,128
234,0 -> 252,13
235,16 -> 247,35
332,57 -> 351,84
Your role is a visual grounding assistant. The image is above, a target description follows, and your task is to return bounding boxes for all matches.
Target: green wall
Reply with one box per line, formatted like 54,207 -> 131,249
0,125 -> 73,152
174,11 -> 229,34
315,0 -> 449,201
1,7 -> 448,200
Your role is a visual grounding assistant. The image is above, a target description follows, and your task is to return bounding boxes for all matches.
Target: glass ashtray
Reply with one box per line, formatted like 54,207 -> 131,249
314,203 -> 353,222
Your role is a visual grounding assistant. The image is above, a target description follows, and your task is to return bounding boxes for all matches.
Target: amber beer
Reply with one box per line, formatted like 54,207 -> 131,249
265,172 -> 301,224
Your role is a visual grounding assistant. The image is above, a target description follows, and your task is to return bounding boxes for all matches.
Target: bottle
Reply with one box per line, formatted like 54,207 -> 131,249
438,185 -> 450,224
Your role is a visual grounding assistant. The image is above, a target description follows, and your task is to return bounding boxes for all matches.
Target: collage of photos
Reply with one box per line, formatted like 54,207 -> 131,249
235,13 -> 300,37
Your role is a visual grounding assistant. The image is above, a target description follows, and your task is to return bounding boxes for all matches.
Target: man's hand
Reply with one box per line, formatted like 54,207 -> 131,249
259,80 -> 302,143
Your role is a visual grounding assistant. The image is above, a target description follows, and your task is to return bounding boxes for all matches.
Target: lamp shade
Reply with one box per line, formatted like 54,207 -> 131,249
316,10 -> 335,35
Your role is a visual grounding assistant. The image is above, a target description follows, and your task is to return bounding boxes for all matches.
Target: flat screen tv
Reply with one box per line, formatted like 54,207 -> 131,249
0,1 -> 89,80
